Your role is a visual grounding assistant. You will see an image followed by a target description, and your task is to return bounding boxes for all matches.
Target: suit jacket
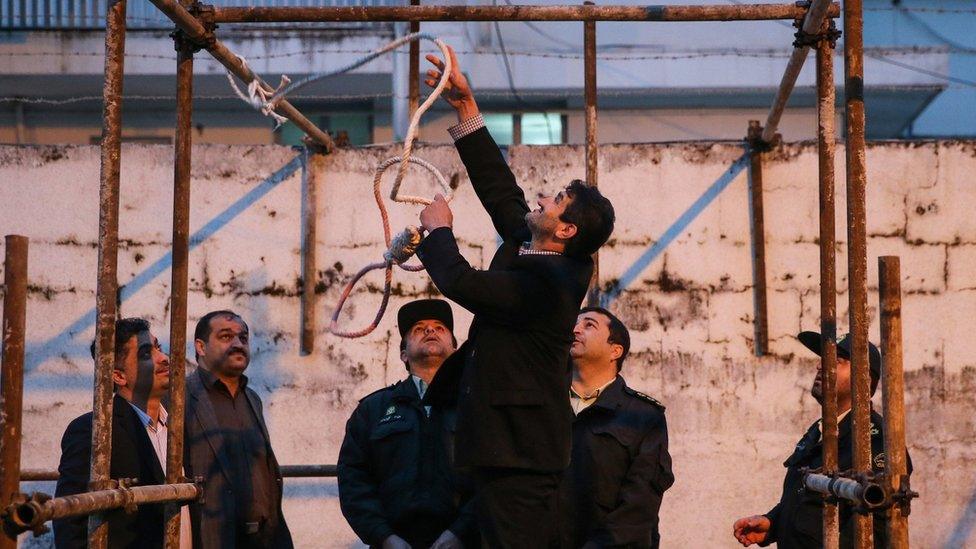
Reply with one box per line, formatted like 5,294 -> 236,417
418,126 -> 593,471
559,377 -> 674,548
761,410 -> 912,548
183,368 -> 293,549
54,394 -> 166,549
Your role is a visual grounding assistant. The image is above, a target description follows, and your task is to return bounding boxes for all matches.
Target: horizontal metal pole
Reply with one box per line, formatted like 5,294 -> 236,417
803,473 -> 888,510
761,0 -> 834,143
145,0 -> 333,150
22,465 -> 337,482
212,3 -> 839,23
4,483 -> 200,537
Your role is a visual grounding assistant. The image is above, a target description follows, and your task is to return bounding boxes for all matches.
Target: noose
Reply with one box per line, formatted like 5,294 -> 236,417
225,33 -> 457,338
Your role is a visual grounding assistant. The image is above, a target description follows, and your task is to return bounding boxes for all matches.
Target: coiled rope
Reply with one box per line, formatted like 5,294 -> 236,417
227,33 -> 456,338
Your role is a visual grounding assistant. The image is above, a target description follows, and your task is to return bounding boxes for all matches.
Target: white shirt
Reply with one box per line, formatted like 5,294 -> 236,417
570,377 -> 618,415
411,375 -> 432,417
128,402 -> 193,548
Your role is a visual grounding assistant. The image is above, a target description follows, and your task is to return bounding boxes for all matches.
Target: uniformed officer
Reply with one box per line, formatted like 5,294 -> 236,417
732,331 -> 912,548
337,299 -> 476,549
559,307 -> 674,549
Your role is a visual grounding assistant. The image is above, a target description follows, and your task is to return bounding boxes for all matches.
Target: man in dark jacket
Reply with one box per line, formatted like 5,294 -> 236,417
55,317 -> 191,548
560,307 -> 673,549
733,332 -> 912,548
184,310 -> 292,549
418,47 -> 616,548
338,299 -> 476,549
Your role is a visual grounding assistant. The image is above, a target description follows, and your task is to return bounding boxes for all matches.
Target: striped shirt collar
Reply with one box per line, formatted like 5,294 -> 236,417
519,243 -> 562,256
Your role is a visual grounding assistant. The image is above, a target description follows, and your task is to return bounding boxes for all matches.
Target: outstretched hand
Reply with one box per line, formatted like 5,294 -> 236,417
420,193 -> 454,232
732,515 -> 771,546
426,46 -> 479,119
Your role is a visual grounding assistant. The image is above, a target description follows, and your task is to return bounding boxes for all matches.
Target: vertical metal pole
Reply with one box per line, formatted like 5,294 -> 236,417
746,121 -> 769,356
583,0 -> 600,306
300,147 -> 318,356
512,113 -> 522,146
163,36 -> 193,549
0,235 -> 28,549
408,0 -> 420,123
89,0 -> 127,546
843,0 -> 872,545
816,30 -> 839,549
879,256 -> 909,548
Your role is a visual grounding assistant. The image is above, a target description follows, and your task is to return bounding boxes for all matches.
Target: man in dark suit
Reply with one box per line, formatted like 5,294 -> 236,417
732,332 -> 912,548
55,317 -> 191,548
560,307 -> 673,549
418,47 -> 616,548
338,299 -> 476,549
184,310 -> 293,549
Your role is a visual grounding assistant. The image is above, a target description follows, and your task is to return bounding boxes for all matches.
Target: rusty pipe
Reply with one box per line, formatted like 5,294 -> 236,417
90,0 -> 129,545
22,465 -> 338,481
803,473 -> 888,510
583,1 -> 600,307
1,236 -> 28,549
760,0 -> 835,143
4,483 -> 201,538
213,3 -> 838,23
145,0 -> 333,150
879,256 -> 910,548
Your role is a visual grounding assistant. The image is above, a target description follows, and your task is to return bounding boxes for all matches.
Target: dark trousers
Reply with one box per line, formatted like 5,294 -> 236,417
474,467 -> 561,549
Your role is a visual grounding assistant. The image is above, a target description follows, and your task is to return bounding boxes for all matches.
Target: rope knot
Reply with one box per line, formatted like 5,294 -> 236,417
384,226 -> 424,264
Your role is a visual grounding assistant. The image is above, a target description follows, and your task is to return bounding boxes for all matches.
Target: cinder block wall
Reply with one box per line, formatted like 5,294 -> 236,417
0,140 -> 973,547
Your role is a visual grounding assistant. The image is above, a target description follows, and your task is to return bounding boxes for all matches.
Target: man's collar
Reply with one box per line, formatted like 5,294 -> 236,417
197,366 -> 248,392
518,242 -> 562,257
127,401 -> 168,429
571,375 -> 621,410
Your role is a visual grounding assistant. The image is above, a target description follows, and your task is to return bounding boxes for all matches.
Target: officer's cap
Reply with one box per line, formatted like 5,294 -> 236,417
397,299 -> 454,339
797,331 -> 881,381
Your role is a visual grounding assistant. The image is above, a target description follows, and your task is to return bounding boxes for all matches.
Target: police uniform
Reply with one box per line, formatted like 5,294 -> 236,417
337,377 -> 476,548
558,376 -> 674,548
760,410 -> 912,548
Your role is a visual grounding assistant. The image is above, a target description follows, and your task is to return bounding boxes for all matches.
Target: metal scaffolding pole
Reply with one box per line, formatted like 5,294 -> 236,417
746,121 -> 768,356
300,148 -> 319,356
408,0 -> 420,120
163,34 -> 194,549
22,465 -> 340,482
89,0 -> 128,545
842,0 -> 873,545
583,1 -> 600,306
815,25 -> 840,549
0,235 -> 28,549
4,483 -> 202,538
879,256 -> 910,548
212,3 -> 838,23
145,0 -> 333,150
761,0 -> 835,143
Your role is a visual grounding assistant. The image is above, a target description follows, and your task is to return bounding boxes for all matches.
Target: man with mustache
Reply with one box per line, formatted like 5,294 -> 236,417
732,332 -> 912,548
417,46 -> 616,548
559,307 -> 673,549
54,317 -> 192,548
184,310 -> 293,548
338,299 -> 476,549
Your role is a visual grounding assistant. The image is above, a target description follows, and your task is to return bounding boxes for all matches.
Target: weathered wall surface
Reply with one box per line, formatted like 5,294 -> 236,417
0,140 -> 973,548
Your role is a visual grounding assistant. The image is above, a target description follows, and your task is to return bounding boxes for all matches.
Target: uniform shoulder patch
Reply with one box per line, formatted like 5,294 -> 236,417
625,387 -> 666,411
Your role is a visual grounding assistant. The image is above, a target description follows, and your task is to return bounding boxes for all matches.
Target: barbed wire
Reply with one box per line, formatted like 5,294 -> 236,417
2,82 -> 970,107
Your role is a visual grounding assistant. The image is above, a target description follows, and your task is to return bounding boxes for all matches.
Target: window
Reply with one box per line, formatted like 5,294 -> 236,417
276,113 -> 373,146
483,113 -> 564,146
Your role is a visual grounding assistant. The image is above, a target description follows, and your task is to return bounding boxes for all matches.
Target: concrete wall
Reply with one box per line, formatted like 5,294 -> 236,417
0,139 -> 973,547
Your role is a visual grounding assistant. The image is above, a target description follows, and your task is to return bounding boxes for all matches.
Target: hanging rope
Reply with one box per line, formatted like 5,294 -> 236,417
224,33 -> 455,338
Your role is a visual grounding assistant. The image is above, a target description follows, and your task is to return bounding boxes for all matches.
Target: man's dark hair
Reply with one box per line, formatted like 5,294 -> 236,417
194,310 -> 247,361
579,306 -> 630,372
560,179 -> 615,259
89,317 -> 150,362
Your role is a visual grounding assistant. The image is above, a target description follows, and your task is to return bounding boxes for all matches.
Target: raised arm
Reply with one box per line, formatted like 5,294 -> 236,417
426,47 -> 530,243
